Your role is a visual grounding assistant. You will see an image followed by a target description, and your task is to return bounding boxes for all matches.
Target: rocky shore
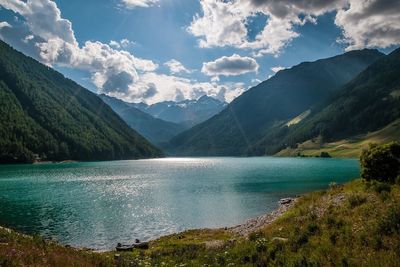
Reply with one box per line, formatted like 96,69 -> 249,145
229,197 -> 297,237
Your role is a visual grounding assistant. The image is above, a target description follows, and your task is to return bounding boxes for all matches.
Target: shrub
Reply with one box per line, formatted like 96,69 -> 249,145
348,194 -> 367,208
360,142 -> 400,183
367,180 -> 392,194
320,151 -> 331,158
396,175 -> 400,185
255,238 -> 268,252
377,207 -> 400,236
249,231 -> 264,241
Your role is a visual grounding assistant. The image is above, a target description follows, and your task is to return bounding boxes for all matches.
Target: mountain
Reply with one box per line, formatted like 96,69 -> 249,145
266,47 -> 400,156
99,94 -> 186,145
0,40 -> 162,163
133,95 -> 227,126
170,49 -> 384,156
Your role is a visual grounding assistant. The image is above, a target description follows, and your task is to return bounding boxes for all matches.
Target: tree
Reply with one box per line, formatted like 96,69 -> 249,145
360,142 -> 400,183
320,152 -> 331,158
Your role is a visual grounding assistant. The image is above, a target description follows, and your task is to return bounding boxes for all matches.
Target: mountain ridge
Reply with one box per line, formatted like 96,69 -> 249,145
0,40 -> 162,163
264,47 -> 400,156
169,49 -> 385,156
99,94 -> 187,145
132,95 -> 227,126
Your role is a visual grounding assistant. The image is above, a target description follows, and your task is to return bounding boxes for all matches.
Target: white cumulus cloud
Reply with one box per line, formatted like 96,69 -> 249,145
110,38 -> 135,49
108,72 -> 246,104
164,59 -> 192,74
202,54 -> 259,76
335,0 -> 400,51
0,21 -> 12,29
0,0 -> 245,104
121,0 -> 159,9
271,66 -> 285,73
188,0 -> 346,56
188,0 -> 400,56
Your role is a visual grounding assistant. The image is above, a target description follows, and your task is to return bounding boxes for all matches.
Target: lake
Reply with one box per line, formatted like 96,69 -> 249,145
0,157 -> 359,250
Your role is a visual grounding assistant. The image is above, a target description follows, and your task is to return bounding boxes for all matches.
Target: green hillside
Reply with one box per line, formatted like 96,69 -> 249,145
170,49 -> 384,156
0,41 -> 162,163
266,47 -> 400,157
277,119 -> 400,158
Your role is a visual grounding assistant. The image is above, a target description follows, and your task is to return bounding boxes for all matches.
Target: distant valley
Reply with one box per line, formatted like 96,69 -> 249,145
131,95 -> 227,127
100,94 -> 226,146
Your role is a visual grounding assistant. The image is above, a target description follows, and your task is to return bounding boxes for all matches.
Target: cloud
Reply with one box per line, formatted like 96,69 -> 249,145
142,83 -> 158,99
248,0 -> 346,18
106,72 -> 246,103
0,21 -> 12,29
188,0 -> 346,56
109,38 -> 135,49
188,0 -> 400,55
120,38 -> 134,48
34,38 -> 158,94
271,66 -> 285,73
187,0 -> 247,48
335,0 -> 400,51
164,59 -> 192,74
0,0 -> 77,45
23,34 -> 34,43
202,54 -> 259,76
109,40 -> 121,49
102,71 -> 134,93
0,0 -> 162,102
0,0 -> 247,104
121,0 -> 159,9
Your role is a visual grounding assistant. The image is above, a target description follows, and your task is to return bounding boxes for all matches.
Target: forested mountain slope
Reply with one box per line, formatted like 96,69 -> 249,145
264,47 -> 400,156
0,41 -> 162,163
170,49 -> 384,156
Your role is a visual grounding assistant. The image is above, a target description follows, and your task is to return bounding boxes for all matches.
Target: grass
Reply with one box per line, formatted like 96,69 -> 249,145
2,179 -> 400,266
277,119 -> 400,158
286,110 -> 311,127
0,227 -> 113,266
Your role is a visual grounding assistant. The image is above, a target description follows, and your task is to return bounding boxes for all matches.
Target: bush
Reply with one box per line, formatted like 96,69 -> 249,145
377,207 -> 400,236
360,142 -> 400,183
374,181 -> 391,193
320,151 -> 331,158
348,194 -> 367,208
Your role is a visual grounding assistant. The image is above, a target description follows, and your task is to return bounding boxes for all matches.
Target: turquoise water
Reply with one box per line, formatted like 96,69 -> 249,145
0,157 -> 359,250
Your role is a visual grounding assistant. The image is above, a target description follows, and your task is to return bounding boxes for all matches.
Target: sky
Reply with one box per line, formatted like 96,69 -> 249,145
0,0 -> 399,104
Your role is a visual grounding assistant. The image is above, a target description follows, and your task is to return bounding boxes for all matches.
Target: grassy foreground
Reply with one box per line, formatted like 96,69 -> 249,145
1,179 -> 400,266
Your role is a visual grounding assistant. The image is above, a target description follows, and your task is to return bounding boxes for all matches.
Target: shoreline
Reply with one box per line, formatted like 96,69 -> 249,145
229,197 -> 297,237
0,197 -> 298,253
4,179 -> 399,266
0,154 -> 359,166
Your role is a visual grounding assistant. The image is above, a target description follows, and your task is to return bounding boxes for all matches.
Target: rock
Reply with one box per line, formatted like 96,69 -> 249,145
133,242 -> 149,249
272,237 -> 288,242
279,198 -> 294,205
116,244 -> 133,252
204,240 -> 225,249
116,241 -> 149,251
230,197 -> 297,237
